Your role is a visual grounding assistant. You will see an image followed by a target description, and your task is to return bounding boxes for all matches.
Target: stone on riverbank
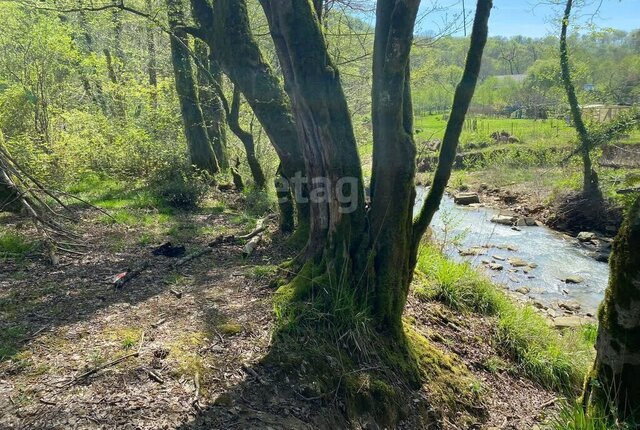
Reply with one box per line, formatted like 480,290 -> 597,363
491,215 -> 516,225
508,257 -> 529,267
454,192 -> 480,205
553,316 -> 593,329
577,232 -> 597,243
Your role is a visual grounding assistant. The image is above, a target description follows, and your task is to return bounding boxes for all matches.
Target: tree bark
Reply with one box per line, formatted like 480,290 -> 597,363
260,0 -> 367,260
194,40 -> 229,169
166,0 -> 219,175
229,86 -> 266,188
0,176 -> 20,213
145,0 -> 158,109
190,0 -> 307,233
560,0 -> 602,200
585,194 -> 640,422
259,0 -> 492,333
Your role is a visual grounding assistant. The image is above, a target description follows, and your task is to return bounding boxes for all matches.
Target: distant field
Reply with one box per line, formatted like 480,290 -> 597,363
413,114 -> 640,149
415,115 -> 575,147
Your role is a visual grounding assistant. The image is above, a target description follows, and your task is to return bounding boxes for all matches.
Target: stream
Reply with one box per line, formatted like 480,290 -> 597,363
414,187 -> 609,315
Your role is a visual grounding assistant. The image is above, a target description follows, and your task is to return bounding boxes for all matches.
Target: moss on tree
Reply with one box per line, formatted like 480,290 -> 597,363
585,194 -> 640,422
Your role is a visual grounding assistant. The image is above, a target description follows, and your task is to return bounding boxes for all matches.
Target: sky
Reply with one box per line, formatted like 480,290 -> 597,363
413,0 -> 640,38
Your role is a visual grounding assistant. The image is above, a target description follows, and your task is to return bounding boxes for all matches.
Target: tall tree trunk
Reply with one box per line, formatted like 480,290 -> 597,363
584,195 -> 640,422
190,0 -> 307,234
0,131 -> 21,213
229,85 -> 266,188
560,0 -> 601,200
260,0 -> 367,261
104,48 -> 126,118
145,0 -> 158,109
76,11 -> 109,116
111,9 -> 125,63
0,177 -> 20,213
194,40 -> 229,169
167,0 -> 219,175
259,0 -> 491,334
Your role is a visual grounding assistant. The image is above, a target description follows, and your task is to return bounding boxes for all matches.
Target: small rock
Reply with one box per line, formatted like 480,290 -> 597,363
511,226 -> 522,232
592,252 -> 609,263
489,263 -> 504,271
532,301 -> 547,310
454,192 -> 480,205
516,218 -> 527,227
577,232 -> 597,243
564,275 -> 585,284
524,217 -> 537,226
528,262 -> 538,269
515,287 -> 530,295
459,247 -> 486,256
559,301 -> 581,312
493,255 -> 506,261
491,215 -> 516,225
508,257 -> 529,267
554,316 -> 591,329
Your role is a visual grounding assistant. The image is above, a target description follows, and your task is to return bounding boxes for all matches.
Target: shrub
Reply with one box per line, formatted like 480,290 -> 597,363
0,230 -> 35,259
150,164 -> 212,209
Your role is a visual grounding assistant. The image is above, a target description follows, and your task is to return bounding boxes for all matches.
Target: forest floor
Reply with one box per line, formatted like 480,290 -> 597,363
1,189 -> 568,429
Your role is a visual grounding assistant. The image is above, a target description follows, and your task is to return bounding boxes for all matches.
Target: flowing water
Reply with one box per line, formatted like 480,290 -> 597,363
414,187 -> 609,315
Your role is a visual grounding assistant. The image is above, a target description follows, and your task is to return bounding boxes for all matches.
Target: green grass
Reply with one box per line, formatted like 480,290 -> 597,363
0,230 -> 35,259
549,401 -> 638,430
0,325 -> 27,360
414,114 -> 576,147
414,245 -> 595,393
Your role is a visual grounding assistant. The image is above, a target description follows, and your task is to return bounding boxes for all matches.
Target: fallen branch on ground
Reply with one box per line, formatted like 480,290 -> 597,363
174,247 -> 213,267
237,214 -> 276,241
242,235 -> 262,258
62,332 -> 144,388
114,261 -> 151,288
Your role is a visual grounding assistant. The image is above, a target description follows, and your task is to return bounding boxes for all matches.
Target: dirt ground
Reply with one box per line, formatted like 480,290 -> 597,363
1,204 -> 560,429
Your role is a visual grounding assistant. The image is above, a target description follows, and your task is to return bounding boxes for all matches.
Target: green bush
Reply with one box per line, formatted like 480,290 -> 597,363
0,230 -> 35,259
150,164 -> 212,209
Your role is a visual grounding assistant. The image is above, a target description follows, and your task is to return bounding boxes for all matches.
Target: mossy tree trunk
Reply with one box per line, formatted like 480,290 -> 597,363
194,39 -> 229,170
229,85 -> 266,189
584,194 -> 640,422
0,131 -> 21,213
0,175 -> 21,213
259,0 -> 491,334
190,0 -> 307,233
261,0 -> 368,266
145,0 -> 158,109
560,0 -> 602,201
166,0 -> 219,175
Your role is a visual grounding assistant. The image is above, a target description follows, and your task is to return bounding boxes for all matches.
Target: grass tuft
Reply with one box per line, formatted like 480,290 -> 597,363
550,401 -> 638,430
0,230 -> 35,259
415,245 -> 594,393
